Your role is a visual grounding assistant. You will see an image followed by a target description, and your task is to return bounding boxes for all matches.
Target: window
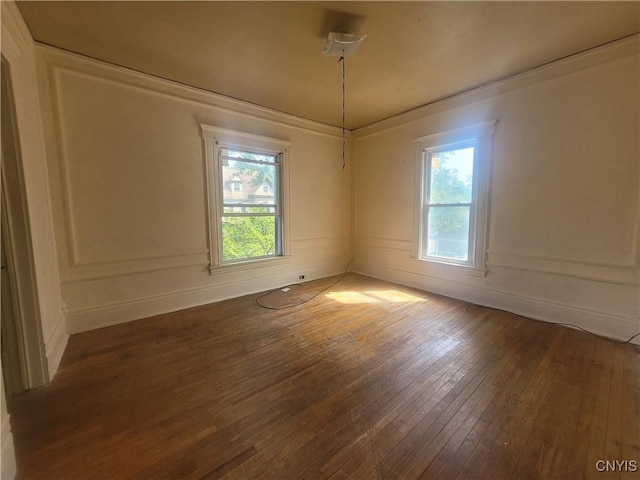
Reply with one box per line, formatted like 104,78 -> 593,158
201,125 -> 291,270
423,143 -> 475,263
219,147 -> 280,262
415,120 -> 497,273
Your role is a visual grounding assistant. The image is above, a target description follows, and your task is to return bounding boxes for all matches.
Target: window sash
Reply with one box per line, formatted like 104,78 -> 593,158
421,141 -> 478,266
221,156 -> 278,167
222,212 -> 278,218
423,204 -> 473,264
222,203 -> 278,208
217,148 -> 283,264
425,202 -> 472,207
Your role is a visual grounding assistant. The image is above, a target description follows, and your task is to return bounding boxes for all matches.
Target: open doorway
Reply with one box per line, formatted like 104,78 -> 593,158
1,56 -> 48,399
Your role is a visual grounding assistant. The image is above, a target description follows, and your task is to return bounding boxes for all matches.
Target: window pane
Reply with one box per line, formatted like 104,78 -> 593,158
221,216 -> 276,261
425,206 -> 470,261
222,162 -> 277,205
428,146 -> 474,204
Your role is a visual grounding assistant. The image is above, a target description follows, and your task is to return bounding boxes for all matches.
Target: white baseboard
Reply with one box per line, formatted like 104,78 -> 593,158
45,310 -> 69,380
1,414 -> 17,480
67,262 -> 347,333
354,263 -> 640,345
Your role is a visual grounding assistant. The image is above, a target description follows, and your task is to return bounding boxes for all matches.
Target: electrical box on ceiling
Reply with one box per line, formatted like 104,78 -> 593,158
322,32 -> 367,57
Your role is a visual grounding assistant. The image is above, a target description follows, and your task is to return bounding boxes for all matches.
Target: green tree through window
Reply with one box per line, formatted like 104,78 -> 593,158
219,148 -> 281,262
222,213 -> 276,260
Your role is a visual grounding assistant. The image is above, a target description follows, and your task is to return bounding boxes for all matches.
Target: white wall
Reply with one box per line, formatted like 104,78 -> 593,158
352,36 -> 639,343
36,46 -> 352,333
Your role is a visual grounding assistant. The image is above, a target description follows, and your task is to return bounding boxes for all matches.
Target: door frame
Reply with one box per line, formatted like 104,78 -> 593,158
1,200 -> 29,396
1,55 -> 48,389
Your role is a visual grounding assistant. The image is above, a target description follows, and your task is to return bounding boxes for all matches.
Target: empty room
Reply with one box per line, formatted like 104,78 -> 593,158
1,1 -> 639,479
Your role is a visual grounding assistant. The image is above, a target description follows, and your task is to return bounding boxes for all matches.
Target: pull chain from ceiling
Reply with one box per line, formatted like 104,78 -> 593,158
340,55 -> 346,170
322,31 -> 366,170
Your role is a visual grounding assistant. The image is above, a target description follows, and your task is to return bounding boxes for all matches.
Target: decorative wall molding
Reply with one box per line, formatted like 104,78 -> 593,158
1,1 -> 29,56
354,262 -> 640,344
292,235 -> 350,253
353,34 -> 639,140
353,236 -> 412,253
487,250 -> 639,286
355,236 -> 639,286
49,66 -> 81,266
61,252 -> 210,283
37,44 -> 343,139
66,260 -> 348,333
48,66 -> 212,271
487,248 -> 637,268
356,239 -> 487,281
44,309 -> 69,380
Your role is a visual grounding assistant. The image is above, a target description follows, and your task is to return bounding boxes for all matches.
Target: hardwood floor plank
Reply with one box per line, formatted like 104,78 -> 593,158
456,324 -> 567,479
483,327 -> 579,479
345,316 -> 513,478
395,338 -> 520,479
584,339 -> 616,480
420,321 -> 538,479
5,273 -> 638,480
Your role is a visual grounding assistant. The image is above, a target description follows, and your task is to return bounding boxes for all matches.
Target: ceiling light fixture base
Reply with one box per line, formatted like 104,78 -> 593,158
322,32 -> 367,57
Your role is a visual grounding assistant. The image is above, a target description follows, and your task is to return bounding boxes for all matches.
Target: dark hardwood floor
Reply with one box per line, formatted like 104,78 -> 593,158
7,273 -> 640,479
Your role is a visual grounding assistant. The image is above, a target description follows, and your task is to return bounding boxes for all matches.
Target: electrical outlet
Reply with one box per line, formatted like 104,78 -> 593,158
299,275 -> 305,280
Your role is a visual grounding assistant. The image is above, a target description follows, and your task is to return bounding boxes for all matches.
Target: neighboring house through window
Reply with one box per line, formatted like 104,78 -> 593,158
201,125 -> 291,270
229,177 -> 242,192
414,120 -> 497,274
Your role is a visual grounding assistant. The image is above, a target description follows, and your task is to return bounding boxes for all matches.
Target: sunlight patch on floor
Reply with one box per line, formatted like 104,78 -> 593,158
365,290 -> 426,303
325,291 -> 381,304
325,289 -> 426,304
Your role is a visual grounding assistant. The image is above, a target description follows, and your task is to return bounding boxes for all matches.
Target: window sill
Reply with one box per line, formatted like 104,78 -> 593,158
209,255 -> 292,274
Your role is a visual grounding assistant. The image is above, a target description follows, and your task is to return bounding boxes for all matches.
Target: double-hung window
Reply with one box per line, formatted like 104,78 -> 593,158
415,120 -> 497,273
201,125 -> 291,270
219,147 -> 281,261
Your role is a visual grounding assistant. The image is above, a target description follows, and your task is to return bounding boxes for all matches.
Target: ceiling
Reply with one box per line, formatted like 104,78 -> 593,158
16,1 -> 640,130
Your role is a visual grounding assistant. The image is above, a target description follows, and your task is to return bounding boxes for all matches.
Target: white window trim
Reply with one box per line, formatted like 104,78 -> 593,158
201,124 -> 292,273
413,119 -> 498,277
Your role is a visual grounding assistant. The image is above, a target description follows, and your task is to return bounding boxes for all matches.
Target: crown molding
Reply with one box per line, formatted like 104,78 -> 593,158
354,34 -> 639,140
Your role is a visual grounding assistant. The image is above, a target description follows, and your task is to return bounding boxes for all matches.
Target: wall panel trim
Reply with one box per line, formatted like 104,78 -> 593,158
37,45 -> 343,139
487,250 -> 638,286
353,263 -> 639,344
66,260 -> 348,333
61,252 -> 210,283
